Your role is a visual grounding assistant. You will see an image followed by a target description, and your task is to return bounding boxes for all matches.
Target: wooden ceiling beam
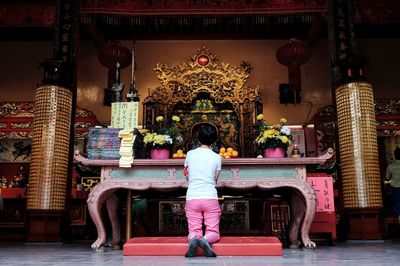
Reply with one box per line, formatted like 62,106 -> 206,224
305,14 -> 325,47
82,24 -> 105,48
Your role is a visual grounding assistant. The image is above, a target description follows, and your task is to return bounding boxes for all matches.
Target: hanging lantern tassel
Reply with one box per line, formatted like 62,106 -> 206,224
276,39 -> 311,103
288,63 -> 301,102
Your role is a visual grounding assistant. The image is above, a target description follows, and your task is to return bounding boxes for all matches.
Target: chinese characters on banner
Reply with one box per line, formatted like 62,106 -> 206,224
307,175 -> 335,212
111,102 -> 139,130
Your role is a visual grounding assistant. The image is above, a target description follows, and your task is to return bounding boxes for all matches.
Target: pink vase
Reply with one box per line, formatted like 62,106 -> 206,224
150,148 -> 170,159
264,148 -> 285,158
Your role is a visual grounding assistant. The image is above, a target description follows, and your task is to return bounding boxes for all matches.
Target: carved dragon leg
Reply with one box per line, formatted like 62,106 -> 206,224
288,190 -> 305,249
87,184 -> 117,252
288,183 -> 317,249
106,193 -> 121,250
299,182 -> 317,249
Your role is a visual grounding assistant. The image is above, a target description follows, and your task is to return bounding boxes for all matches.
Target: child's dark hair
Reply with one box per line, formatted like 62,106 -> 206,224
198,124 -> 218,146
394,147 -> 400,160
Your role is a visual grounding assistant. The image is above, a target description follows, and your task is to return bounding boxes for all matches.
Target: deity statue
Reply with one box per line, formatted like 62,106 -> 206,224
0,176 -> 7,188
193,99 -> 215,111
219,115 -> 238,150
12,166 -> 27,188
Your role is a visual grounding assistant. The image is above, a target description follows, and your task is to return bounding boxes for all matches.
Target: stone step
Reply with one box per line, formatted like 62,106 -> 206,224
123,236 -> 282,256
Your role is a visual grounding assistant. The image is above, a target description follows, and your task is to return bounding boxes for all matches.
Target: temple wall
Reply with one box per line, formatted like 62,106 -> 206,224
1,39 -> 399,126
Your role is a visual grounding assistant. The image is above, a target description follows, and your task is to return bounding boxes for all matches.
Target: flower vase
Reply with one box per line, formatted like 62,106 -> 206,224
264,148 -> 285,158
150,148 -> 170,159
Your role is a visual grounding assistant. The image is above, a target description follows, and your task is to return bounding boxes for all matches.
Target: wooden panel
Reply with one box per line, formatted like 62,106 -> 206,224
158,200 -> 249,234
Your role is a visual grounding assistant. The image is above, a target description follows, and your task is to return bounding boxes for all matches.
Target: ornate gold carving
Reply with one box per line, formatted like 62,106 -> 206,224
0,132 -> 32,139
378,129 -> 400,137
0,102 -> 34,117
76,107 -> 96,118
375,99 -> 400,115
377,120 -> 400,127
0,102 -> 95,118
0,102 -> 96,140
153,46 -> 259,114
151,46 -> 261,157
10,122 -> 32,128
75,121 -> 94,129
375,100 -> 400,136
80,177 -> 101,191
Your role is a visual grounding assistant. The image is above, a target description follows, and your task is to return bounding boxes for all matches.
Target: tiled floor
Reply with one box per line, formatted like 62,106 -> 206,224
0,240 -> 399,266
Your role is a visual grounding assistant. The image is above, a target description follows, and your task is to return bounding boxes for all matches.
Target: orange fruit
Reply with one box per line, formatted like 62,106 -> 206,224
227,147 -> 234,153
178,153 -> 185,158
219,147 -> 226,154
231,150 -> 239,157
172,153 -> 179,158
177,149 -> 184,154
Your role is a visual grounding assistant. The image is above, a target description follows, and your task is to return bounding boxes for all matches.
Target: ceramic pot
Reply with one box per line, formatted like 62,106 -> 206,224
264,148 -> 285,158
150,148 -> 170,159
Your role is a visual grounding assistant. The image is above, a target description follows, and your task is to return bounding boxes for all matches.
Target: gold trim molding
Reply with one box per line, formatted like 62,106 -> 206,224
153,45 -> 261,115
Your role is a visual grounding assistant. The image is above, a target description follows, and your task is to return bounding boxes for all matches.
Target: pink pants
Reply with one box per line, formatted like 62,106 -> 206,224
185,199 -> 221,244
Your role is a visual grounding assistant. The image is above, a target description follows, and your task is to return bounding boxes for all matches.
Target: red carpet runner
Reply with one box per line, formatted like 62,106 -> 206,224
123,236 -> 282,256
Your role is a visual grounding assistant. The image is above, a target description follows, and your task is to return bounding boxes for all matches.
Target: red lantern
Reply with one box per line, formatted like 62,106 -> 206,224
97,42 -> 132,87
97,42 -> 132,69
276,39 -> 311,102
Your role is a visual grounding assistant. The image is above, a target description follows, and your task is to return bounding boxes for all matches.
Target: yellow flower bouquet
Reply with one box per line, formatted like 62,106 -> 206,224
143,132 -> 173,148
255,114 -> 291,151
142,115 -> 183,149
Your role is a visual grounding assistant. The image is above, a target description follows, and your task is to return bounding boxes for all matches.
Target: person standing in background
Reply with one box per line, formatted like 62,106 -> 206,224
385,147 -> 400,225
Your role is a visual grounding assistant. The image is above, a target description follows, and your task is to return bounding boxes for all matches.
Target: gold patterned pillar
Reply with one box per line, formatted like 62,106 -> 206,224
335,81 -> 383,239
27,85 -> 72,241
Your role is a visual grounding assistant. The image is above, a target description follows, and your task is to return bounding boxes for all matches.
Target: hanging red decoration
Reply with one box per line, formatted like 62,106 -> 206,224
97,42 -> 132,69
97,42 -> 132,88
276,38 -> 311,103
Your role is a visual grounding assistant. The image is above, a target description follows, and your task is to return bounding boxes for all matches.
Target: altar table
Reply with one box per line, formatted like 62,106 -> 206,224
74,149 -> 333,252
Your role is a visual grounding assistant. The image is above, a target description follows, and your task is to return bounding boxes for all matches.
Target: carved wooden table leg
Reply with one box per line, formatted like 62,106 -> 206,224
106,193 -> 121,250
286,183 -> 316,249
87,184 -> 118,252
299,182 -> 317,249
289,191 -> 305,249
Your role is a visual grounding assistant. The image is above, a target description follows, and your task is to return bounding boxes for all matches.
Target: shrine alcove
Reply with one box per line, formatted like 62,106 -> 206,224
142,46 -> 263,157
